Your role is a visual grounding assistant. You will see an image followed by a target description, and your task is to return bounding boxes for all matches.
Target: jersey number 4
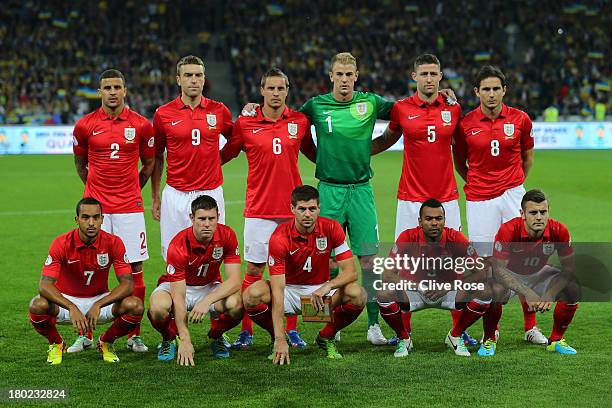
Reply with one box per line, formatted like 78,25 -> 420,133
303,256 -> 312,273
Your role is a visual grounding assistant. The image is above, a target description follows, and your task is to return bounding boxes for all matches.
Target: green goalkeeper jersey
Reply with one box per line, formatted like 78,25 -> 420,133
300,91 -> 394,184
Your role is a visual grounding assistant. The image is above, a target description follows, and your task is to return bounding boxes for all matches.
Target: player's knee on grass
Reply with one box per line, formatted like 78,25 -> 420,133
376,289 -> 396,304
243,280 -> 270,308
130,261 -> 143,273
29,295 -> 51,314
343,282 -> 367,308
120,296 -> 144,316
148,291 -> 173,321
246,262 -> 265,277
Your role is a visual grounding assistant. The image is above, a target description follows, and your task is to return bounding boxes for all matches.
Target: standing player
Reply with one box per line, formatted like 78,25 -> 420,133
453,65 -> 542,344
148,195 -> 243,364
243,186 -> 366,363
377,199 -> 492,357
298,52 -> 395,344
485,189 -> 579,355
28,198 -> 144,365
371,54 -> 475,346
73,69 -> 154,353
152,55 -> 234,259
221,68 -> 314,349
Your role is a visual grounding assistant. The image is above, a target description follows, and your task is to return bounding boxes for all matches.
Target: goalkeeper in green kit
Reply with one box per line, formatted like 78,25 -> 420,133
298,52 -> 393,345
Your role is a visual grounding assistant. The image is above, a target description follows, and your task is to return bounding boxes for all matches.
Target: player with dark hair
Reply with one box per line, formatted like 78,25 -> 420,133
482,189 -> 579,355
453,65 -> 541,345
72,68 -> 155,353
243,185 -> 367,363
377,199 -> 492,357
371,53 -> 476,347
221,68 -> 313,349
28,198 -> 144,364
148,195 -> 243,364
152,55 -> 234,260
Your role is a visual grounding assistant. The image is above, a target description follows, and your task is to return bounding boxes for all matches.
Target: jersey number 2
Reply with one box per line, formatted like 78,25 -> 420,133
110,143 -> 120,159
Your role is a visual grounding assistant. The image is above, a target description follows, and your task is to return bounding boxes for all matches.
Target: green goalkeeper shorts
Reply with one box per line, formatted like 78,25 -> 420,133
318,181 -> 380,256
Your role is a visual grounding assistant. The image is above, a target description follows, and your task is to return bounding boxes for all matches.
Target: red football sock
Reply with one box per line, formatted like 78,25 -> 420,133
209,313 -> 241,339
319,303 -> 364,339
451,301 -> 489,337
148,312 -> 177,341
101,314 -> 142,343
378,302 -> 409,339
246,303 -> 274,338
29,312 -> 63,344
483,303 -> 503,341
401,311 -> 413,333
519,294 -> 537,331
450,308 -> 461,328
128,271 -> 146,337
285,314 -> 298,332
549,301 -> 578,342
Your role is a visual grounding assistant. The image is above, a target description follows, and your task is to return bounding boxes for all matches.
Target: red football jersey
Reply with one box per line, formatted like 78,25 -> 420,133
454,104 -> 534,201
158,224 -> 241,286
389,94 -> 461,202
220,107 -> 311,218
154,96 -> 234,191
494,217 -> 572,275
392,227 -> 473,282
268,217 -> 353,285
42,229 -> 131,297
73,107 -> 155,213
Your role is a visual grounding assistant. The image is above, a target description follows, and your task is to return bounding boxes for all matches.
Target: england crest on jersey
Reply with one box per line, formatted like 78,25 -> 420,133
441,110 -> 452,124
97,253 -> 109,267
212,247 -> 223,260
124,127 -> 136,142
542,243 -> 555,256
356,102 -> 367,116
288,123 -> 298,138
207,114 -> 217,128
504,123 -> 515,137
316,237 -> 328,251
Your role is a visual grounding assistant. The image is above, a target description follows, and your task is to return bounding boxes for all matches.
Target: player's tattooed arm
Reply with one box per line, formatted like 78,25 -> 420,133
139,156 -> 155,188
74,155 -> 88,184
491,259 -> 540,302
39,276 -> 77,311
371,126 -> 402,155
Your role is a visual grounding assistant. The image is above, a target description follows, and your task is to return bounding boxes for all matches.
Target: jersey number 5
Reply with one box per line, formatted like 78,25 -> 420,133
427,125 -> 436,143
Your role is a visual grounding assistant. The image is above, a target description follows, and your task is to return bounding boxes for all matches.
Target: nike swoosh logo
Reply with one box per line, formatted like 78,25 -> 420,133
67,259 -> 80,264
471,130 -> 483,135
172,120 -> 183,126
447,335 -> 458,350
252,128 -> 264,134
289,249 -> 300,255
323,111 -> 332,115
408,115 -> 420,120
92,130 -> 104,136
188,259 -> 198,265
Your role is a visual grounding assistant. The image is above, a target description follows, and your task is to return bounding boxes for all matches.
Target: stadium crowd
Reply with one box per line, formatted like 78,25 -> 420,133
0,0 -> 608,124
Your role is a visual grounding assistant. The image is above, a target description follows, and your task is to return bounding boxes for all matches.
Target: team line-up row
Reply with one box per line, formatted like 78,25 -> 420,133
29,52 -> 579,365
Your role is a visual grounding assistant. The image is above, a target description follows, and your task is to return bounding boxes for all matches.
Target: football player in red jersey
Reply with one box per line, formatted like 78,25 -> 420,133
221,68 -> 314,350
148,195 -> 243,364
453,65 -> 542,345
28,198 -> 144,365
485,190 -> 580,355
152,55 -> 234,260
73,69 -> 154,353
376,199 -> 492,357
243,186 -> 366,363
371,54 -> 476,347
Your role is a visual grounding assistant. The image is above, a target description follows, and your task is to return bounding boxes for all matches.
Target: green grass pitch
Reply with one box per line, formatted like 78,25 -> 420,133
0,151 -> 611,407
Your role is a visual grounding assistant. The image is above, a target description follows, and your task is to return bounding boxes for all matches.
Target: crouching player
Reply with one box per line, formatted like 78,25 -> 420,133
488,189 -> 580,355
376,199 -> 492,357
148,195 -> 243,365
28,198 -> 144,365
243,186 -> 366,363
